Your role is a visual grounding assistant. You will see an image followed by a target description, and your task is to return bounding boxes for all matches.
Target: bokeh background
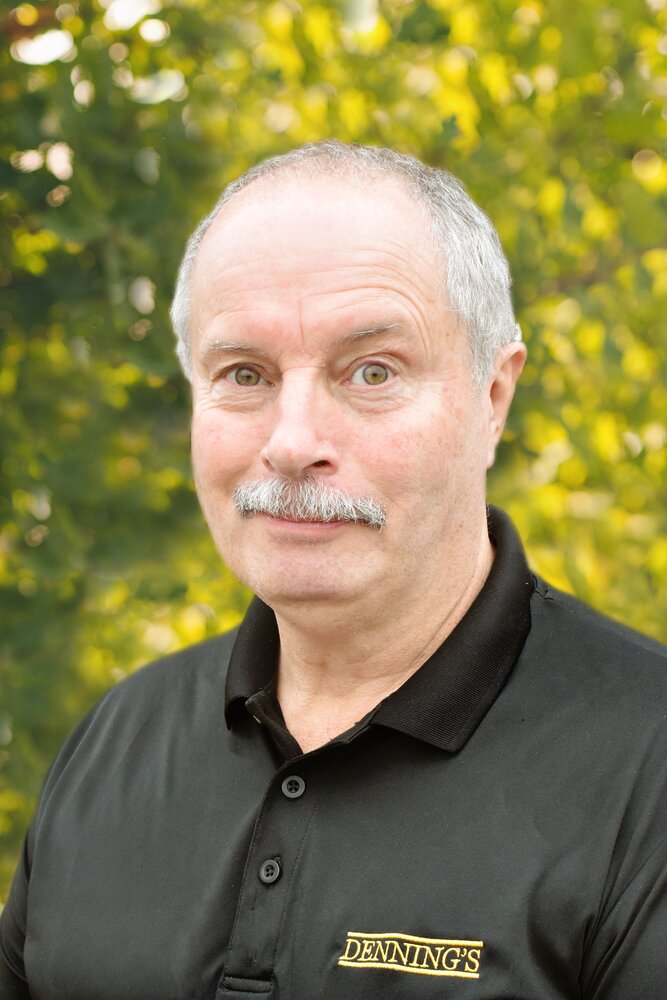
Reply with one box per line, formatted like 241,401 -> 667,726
1,0 -> 666,898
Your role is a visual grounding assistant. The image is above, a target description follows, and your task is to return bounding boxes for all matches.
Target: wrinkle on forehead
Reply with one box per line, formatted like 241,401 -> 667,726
190,174 -> 458,362
197,233 -> 441,304
209,169 -> 434,239
195,173 -> 439,284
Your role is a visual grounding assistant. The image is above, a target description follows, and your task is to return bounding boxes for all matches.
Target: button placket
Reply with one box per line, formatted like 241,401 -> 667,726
219,764 -> 316,994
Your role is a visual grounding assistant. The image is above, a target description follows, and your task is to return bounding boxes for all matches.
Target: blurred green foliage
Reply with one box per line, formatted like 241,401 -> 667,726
1,0 -> 666,898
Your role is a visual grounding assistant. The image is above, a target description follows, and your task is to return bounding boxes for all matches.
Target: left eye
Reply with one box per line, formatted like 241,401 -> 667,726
227,367 -> 263,386
350,363 -> 391,386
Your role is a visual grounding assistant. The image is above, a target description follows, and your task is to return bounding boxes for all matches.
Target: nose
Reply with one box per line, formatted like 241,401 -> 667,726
261,369 -> 339,479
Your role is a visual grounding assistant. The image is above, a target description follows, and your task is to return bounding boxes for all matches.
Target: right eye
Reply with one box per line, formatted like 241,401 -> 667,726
349,362 -> 393,386
226,366 -> 263,386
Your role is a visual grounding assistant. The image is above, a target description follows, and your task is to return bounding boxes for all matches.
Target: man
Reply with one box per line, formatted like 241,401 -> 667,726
2,141 -> 666,998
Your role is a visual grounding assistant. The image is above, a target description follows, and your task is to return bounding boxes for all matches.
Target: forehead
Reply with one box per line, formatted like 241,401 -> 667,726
190,174 -> 444,324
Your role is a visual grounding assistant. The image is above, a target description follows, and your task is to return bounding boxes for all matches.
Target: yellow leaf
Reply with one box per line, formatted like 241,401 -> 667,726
264,2 -> 293,41
450,5 -> 480,45
523,412 -> 567,453
539,26 -> 562,51
303,7 -> 337,58
621,343 -> 658,381
647,538 -> 667,580
439,47 -> 469,85
478,52 -> 513,105
581,202 -> 616,240
434,87 -> 480,149
632,149 -> 666,193
338,89 -> 371,135
558,456 -> 588,488
591,413 -> 623,462
537,177 -> 566,218
177,605 -> 208,643
642,248 -> 667,274
575,320 -> 605,357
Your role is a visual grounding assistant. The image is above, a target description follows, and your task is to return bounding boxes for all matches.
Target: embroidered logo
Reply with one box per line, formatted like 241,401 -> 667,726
338,931 -> 484,979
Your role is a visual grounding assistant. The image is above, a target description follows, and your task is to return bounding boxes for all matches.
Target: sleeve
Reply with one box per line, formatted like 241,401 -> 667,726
581,711 -> 667,999
0,696 -> 111,1000
0,831 -> 32,999
583,836 -> 667,998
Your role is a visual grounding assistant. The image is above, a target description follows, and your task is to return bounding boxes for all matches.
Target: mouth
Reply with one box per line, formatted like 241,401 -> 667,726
263,513 -> 345,524
257,513 -> 348,533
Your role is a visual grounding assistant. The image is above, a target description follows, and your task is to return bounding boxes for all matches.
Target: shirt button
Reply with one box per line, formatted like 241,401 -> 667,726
259,859 -> 282,885
281,775 -> 306,799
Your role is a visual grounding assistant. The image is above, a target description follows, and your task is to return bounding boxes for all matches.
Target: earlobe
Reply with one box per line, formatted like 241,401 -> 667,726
485,342 -> 527,469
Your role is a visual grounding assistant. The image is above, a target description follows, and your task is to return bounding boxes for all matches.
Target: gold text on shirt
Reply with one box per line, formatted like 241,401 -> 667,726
338,931 -> 484,978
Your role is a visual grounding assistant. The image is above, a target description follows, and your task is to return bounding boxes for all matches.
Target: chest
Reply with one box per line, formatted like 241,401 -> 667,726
25,725 -> 618,1000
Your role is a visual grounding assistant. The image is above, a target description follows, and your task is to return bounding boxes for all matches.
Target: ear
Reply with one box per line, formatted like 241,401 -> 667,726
484,341 -> 527,470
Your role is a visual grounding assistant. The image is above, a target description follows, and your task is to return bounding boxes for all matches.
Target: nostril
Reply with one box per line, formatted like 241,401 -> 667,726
312,460 -> 329,468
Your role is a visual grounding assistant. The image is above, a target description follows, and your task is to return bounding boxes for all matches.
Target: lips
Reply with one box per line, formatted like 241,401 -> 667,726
264,513 -> 344,523
267,514 -> 344,524
258,512 -> 348,533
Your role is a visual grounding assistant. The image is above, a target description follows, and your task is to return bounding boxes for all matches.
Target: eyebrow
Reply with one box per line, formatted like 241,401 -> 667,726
197,323 -> 408,368
342,323 -> 402,346
197,339 -> 269,368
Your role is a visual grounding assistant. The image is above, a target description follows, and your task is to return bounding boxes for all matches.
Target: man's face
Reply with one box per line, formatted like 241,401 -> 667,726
189,175 -> 504,611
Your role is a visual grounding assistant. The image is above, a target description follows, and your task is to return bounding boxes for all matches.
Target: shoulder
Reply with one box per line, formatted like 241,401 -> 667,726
38,628 -> 240,802
111,626 -> 239,698
504,582 -> 667,873
94,626 -> 240,722
523,578 -> 667,728
530,577 -> 667,669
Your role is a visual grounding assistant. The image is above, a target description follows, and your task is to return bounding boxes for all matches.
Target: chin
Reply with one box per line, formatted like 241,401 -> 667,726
240,564 -> 361,607
216,528 -> 378,607
257,579 -> 355,607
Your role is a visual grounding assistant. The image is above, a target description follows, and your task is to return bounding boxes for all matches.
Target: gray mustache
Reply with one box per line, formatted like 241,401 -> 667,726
233,478 -> 386,529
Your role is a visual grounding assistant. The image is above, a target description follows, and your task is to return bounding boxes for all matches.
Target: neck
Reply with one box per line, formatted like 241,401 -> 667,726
274,517 -> 494,753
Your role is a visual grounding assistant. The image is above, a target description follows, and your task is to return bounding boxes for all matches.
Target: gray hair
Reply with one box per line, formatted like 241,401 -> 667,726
170,140 -> 520,388
233,476 -> 386,529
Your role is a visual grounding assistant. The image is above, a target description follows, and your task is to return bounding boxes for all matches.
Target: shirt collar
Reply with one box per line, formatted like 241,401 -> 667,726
224,505 -> 534,752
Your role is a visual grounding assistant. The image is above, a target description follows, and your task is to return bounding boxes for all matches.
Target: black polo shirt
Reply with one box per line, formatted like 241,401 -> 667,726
2,507 -> 667,999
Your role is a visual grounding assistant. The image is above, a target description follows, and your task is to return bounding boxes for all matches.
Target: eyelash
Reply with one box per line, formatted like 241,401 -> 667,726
218,359 -> 396,388
348,361 -> 394,386
224,365 -> 266,387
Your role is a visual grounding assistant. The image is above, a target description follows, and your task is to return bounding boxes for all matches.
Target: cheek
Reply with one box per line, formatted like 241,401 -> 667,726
359,422 -> 447,504
191,410 -> 261,490
362,396 -> 483,504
